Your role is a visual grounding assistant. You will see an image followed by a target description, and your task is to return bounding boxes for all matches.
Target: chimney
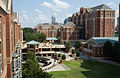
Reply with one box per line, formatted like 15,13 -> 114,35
119,4 -> 120,42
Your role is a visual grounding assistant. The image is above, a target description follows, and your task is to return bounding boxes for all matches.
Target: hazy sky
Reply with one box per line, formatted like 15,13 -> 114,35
13,0 -> 120,28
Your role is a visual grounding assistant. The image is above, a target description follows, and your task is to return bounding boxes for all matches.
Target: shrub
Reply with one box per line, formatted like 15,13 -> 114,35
62,55 -> 66,60
72,49 -> 75,54
58,54 -> 62,57
54,53 -> 57,56
60,60 -> 62,63
76,51 -> 80,57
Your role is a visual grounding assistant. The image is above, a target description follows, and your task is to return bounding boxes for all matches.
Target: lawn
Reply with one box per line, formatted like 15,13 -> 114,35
50,60 -> 120,78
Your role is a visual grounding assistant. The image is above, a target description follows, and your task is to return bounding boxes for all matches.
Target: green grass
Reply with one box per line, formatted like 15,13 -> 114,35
50,60 -> 120,78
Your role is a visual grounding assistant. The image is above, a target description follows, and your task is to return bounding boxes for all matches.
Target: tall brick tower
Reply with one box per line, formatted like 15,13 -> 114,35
119,4 -> 120,42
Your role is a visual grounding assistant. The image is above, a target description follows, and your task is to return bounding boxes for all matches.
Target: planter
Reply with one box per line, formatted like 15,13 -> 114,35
72,54 -> 75,57
68,49 -> 72,53
54,56 -> 57,59
75,57 -> 80,60
58,57 -> 61,60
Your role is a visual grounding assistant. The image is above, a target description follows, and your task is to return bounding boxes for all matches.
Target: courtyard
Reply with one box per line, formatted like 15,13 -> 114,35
50,60 -> 120,78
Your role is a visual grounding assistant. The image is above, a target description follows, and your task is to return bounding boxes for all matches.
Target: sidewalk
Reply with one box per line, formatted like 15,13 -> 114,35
80,55 -> 120,67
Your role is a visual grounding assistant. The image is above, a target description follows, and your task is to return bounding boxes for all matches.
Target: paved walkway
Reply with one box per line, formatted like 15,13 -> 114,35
80,55 -> 120,67
45,63 -> 70,72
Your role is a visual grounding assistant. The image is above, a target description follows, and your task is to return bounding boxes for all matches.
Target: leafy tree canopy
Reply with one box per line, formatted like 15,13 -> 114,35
22,52 -> 52,78
65,42 -> 72,51
103,41 -> 113,57
23,28 -> 46,42
74,40 -> 81,49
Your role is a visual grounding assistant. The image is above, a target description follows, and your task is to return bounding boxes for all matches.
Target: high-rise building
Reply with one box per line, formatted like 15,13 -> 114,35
52,15 -> 56,24
66,4 -> 115,39
0,0 -> 23,78
119,4 -> 120,42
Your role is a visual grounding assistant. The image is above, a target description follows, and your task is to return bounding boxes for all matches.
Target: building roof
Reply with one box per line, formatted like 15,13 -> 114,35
26,40 -> 39,45
46,38 -> 58,41
92,37 -> 118,44
64,22 -> 75,27
35,23 -> 62,29
12,53 -> 18,57
91,4 -> 111,10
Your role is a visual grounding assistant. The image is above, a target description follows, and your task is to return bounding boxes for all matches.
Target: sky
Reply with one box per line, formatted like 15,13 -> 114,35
13,0 -> 120,28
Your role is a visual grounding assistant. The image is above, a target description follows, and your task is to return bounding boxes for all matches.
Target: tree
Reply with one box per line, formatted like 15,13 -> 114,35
74,40 -> 81,49
65,42 -> 72,51
72,49 -> 75,54
62,55 -> 66,60
22,52 -> 52,78
38,32 -> 46,42
103,41 -> 113,57
76,51 -> 80,57
58,54 -> 62,57
23,27 -> 47,42
113,42 -> 120,62
23,28 -> 34,41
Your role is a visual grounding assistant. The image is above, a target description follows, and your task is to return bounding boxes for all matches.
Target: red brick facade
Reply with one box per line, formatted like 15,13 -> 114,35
0,0 -> 23,78
60,22 -> 81,42
67,4 -> 115,39
34,23 -> 61,38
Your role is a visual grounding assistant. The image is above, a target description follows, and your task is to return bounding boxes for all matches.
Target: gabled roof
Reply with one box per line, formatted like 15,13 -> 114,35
26,40 -> 39,45
46,38 -> 58,41
92,37 -> 118,44
35,23 -> 62,28
91,4 -> 111,10
64,22 -> 75,27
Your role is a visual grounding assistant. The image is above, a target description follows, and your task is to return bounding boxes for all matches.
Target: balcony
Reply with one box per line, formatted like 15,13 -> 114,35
83,48 -> 92,53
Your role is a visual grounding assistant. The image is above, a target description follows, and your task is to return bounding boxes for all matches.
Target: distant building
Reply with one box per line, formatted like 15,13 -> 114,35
117,17 -> 119,32
34,23 -> 62,39
52,15 -> 56,24
22,40 -> 66,61
81,37 -> 118,57
67,4 -> 115,39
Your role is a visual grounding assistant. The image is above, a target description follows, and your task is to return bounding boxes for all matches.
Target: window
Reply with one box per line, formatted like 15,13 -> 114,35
107,25 -> 108,28
107,12 -> 109,17
97,48 -> 99,56
112,12 -> 114,17
110,12 -> 111,17
101,48 -> 103,55
81,15 -> 83,24
101,12 -> 104,17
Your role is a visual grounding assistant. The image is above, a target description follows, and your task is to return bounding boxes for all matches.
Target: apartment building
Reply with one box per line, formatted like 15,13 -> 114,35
60,22 -> 81,43
66,4 -> 115,39
0,0 -> 23,78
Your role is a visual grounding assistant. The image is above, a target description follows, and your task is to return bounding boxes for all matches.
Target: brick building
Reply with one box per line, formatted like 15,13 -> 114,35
66,4 -> 115,39
81,37 -> 118,57
60,22 -> 81,43
34,23 -> 62,39
0,0 -> 23,78
34,22 -> 81,43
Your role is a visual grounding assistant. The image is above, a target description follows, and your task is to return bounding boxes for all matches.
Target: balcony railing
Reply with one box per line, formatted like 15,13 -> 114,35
84,48 -> 92,53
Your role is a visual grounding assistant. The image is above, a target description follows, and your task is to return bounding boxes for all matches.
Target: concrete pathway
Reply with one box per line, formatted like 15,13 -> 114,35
45,63 -> 70,72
